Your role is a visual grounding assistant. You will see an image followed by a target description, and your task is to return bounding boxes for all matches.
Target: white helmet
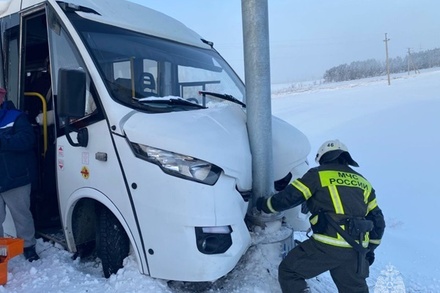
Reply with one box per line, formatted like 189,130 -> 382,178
315,139 -> 359,167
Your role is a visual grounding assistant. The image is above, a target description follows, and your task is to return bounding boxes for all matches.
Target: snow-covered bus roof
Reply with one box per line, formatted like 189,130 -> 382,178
0,0 -> 211,49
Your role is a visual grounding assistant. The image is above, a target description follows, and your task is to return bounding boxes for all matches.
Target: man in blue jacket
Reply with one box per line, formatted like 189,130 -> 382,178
0,87 -> 39,262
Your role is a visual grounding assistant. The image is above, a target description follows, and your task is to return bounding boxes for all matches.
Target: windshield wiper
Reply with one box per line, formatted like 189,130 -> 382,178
198,91 -> 246,108
138,97 -> 206,109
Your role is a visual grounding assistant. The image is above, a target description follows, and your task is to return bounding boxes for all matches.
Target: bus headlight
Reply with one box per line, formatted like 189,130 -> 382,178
130,143 -> 222,185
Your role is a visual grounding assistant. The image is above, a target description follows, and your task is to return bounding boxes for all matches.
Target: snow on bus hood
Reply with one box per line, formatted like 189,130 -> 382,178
121,104 -> 252,190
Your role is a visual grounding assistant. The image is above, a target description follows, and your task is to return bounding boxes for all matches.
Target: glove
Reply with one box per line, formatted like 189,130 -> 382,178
366,251 -> 375,266
256,197 -> 273,214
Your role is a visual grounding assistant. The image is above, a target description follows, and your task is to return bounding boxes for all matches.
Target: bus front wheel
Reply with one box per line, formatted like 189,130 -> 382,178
96,207 -> 130,278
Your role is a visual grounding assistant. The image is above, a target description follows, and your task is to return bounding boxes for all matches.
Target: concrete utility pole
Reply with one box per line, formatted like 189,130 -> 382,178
241,0 -> 274,212
383,33 -> 391,85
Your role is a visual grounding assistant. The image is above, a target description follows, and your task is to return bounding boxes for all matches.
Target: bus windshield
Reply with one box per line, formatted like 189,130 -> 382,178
68,15 -> 245,112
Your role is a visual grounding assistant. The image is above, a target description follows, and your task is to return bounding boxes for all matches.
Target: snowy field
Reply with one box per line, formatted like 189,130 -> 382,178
3,69 -> 440,292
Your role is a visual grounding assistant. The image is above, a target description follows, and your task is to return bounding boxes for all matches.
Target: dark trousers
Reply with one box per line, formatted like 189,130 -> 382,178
278,238 -> 369,293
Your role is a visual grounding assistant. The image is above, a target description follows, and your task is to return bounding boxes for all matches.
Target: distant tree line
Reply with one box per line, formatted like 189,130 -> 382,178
323,48 -> 440,83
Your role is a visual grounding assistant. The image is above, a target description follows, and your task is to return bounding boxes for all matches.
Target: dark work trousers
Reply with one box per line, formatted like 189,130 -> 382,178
278,238 -> 369,293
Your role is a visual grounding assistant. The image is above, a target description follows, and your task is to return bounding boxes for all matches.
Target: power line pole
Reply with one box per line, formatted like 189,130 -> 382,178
242,0 -> 274,212
383,33 -> 391,85
407,48 -> 419,75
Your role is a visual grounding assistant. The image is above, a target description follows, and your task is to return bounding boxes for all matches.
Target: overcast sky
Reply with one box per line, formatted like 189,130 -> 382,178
129,1 -> 440,83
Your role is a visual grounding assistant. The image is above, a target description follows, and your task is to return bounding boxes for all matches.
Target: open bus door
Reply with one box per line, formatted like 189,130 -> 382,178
0,4 -> 60,237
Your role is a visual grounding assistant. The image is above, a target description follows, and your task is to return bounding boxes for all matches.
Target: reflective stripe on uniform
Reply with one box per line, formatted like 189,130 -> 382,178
310,214 -> 318,225
313,233 -> 369,248
367,198 -> 378,213
363,187 -> 371,204
369,238 -> 381,245
328,185 -> 344,214
291,179 -> 312,200
266,197 -> 277,213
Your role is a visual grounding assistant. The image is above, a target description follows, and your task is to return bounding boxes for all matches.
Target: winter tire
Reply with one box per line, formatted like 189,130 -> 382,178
96,208 -> 130,278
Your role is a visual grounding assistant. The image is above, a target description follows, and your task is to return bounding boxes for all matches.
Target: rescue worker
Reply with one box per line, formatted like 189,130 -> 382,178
257,139 -> 385,293
0,87 -> 40,262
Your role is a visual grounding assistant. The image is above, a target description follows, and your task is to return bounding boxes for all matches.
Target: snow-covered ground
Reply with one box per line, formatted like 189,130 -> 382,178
3,69 -> 439,292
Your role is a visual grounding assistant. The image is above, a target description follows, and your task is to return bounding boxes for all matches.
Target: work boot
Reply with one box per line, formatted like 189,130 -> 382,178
23,245 -> 40,262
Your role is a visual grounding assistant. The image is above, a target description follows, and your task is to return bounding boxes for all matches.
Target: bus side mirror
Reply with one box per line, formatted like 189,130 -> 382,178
57,68 -> 88,147
57,67 -> 86,117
